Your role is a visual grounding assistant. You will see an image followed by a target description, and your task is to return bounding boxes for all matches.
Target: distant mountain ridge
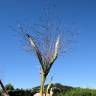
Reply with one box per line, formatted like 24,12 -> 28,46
1,83 -> 96,96
32,83 -> 73,93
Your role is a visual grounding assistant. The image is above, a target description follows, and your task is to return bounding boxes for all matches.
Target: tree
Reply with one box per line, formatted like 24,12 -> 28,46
5,83 -> 14,92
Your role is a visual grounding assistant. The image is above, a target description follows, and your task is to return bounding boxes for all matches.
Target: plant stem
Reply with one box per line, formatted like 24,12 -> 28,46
40,69 -> 46,96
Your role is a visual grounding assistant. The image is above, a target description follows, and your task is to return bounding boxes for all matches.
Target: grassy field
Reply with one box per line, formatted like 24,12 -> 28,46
56,88 -> 96,96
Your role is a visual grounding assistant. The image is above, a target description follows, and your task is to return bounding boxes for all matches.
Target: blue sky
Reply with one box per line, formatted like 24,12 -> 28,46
0,0 -> 96,89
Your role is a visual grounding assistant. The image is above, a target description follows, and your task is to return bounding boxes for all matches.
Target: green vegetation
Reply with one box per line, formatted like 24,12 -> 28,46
1,83 -> 96,96
58,88 -> 96,96
25,32 -> 60,96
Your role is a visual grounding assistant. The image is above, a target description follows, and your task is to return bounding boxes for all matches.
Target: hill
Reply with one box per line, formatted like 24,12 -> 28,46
1,83 -> 96,96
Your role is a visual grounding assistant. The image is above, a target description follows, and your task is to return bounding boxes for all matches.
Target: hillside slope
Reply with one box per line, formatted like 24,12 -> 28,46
1,83 -> 96,96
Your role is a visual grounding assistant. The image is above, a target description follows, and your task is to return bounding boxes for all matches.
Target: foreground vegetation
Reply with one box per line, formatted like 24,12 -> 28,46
58,88 -> 96,96
0,83 -> 96,96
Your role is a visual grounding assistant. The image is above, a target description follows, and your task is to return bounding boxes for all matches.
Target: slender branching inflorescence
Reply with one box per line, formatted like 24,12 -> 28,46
25,31 -> 60,96
18,19 -> 77,96
17,1 -> 77,96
